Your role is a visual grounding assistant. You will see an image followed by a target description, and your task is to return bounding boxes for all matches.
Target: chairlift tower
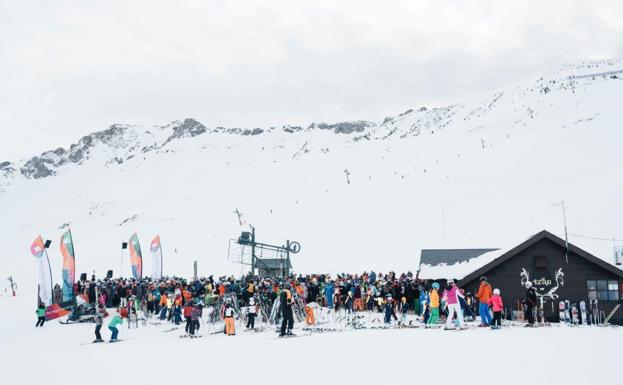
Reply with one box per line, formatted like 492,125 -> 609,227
228,226 -> 300,278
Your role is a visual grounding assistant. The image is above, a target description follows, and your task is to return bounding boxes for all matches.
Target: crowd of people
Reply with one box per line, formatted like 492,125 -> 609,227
39,271 -> 541,341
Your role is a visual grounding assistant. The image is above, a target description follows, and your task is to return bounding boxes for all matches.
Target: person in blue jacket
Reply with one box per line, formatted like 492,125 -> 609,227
419,287 -> 430,319
324,280 -> 335,308
384,295 -> 397,324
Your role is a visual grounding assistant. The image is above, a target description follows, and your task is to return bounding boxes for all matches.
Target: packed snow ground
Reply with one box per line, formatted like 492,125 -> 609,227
1,296 -> 621,385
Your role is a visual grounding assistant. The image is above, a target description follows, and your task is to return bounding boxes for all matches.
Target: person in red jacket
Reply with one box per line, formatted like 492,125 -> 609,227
183,303 -> 194,335
488,288 -> 504,329
475,276 -> 493,326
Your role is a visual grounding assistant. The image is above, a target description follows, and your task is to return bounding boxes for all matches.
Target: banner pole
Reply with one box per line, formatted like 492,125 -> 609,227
43,246 -> 53,307
69,228 -> 76,303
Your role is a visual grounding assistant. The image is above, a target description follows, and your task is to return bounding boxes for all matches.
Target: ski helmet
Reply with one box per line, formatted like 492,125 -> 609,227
432,282 -> 440,290
447,278 -> 455,284
493,288 -> 500,295
525,281 -> 532,289
480,276 -> 487,282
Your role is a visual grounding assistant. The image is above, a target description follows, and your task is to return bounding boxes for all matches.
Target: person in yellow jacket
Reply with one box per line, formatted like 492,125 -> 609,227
426,282 -> 441,327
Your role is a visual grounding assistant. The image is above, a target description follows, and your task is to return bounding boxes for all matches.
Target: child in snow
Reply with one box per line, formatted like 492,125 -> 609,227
108,310 -> 124,342
488,288 -> 504,329
246,297 -> 258,329
384,295 -> 397,325
93,305 -> 105,342
400,296 -> 409,325
173,304 -> 182,325
419,288 -> 429,320
224,303 -> 236,335
426,282 -> 440,327
184,302 -> 194,334
35,304 -> 45,327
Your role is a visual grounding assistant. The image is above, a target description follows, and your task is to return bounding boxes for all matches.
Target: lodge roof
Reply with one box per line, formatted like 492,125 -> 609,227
420,249 -> 499,266
457,230 -> 623,285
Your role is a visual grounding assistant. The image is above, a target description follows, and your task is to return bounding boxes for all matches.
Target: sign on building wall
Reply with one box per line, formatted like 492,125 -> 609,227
520,267 -> 565,301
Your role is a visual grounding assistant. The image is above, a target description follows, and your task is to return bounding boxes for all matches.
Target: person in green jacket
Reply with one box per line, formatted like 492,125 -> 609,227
35,304 -> 46,327
108,311 -> 123,342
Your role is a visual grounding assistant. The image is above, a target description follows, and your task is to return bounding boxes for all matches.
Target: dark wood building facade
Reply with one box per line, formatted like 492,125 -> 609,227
457,231 -> 623,324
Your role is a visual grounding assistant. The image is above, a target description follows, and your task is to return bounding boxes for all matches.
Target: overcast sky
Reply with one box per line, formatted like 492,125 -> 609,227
1,0 -> 622,161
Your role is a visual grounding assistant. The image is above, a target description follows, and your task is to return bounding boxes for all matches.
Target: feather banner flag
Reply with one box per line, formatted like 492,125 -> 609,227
129,233 -> 143,280
30,235 -> 53,306
59,230 -> 76,302
150,235 -> 163,281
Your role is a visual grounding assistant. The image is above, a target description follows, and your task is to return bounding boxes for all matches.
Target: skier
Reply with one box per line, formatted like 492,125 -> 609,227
400,296 -> 409,325
524,281 -> 537,326
108,309 -> 124,342
173,303 -> 182,325
93,304 -> 105,342
426,282 -> 440,327
184,302 -> 194,335
488,288 -> 503,329
279,283 -> 295,337
324,280 -> 335,309
35,304 -> 45,327
246,297 -> 258,330
419,286 -> 429,319
224,302 -> 236,336
383,295 -> 397,325
475,276 -> 493,326
304,302 -> 316,325
442,279 -> 465,330
188,303 -> 199,337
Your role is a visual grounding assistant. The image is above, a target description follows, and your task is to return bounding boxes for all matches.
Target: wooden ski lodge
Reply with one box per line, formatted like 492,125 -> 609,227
418,230 -> 623,324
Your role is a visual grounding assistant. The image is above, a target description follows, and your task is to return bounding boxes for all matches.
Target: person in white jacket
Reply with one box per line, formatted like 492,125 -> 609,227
246,297 -> 258,330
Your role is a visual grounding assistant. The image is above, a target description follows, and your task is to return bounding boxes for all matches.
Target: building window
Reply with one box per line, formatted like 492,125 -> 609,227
587,280 -> 620,301
535,255 -> 548,268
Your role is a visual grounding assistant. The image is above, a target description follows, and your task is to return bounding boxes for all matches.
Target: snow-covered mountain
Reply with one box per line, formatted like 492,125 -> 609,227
1,59 -> 622,284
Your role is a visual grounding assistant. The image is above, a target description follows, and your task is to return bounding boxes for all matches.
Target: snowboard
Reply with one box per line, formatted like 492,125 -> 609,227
571,304 -> 579,325
558,301 -> 565,323
579,301 -> 587,325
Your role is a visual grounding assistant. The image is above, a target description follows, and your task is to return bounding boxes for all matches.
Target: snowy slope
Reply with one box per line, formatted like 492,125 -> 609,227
1,59 -> 622,289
